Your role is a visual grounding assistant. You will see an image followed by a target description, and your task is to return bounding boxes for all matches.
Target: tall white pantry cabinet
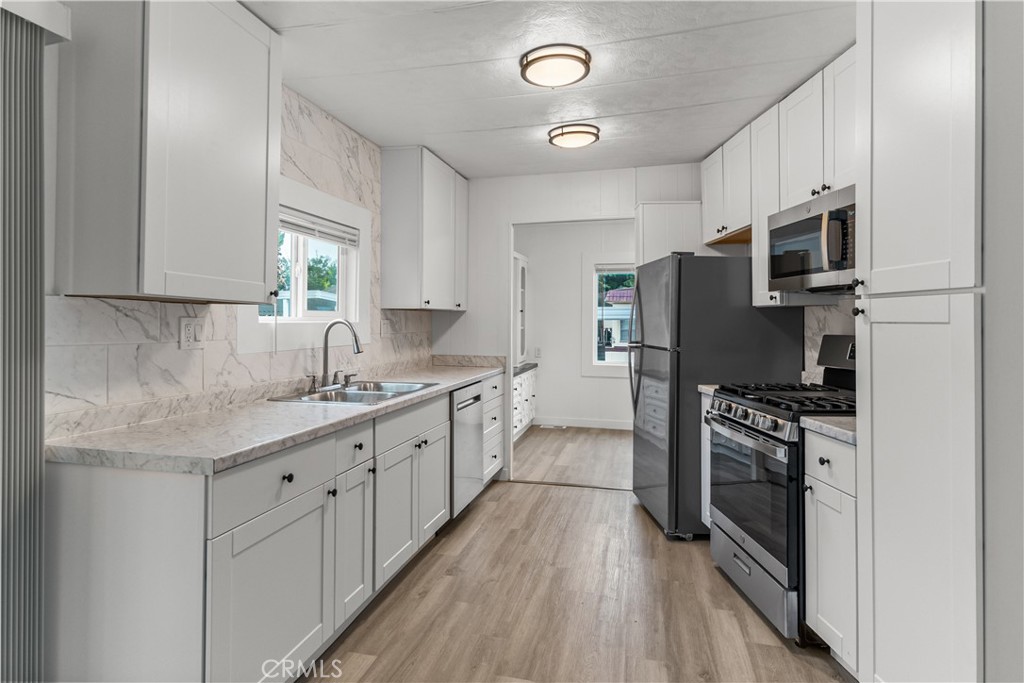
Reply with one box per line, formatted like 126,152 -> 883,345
854,3 -> 983,682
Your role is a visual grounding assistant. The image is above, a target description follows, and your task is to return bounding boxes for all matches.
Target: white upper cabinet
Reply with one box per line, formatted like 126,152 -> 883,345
634,202 -> 702,266
779,71 -> 825,209
699,147 -> 725,243
56,1 -> 280,304
750,106 -> 781,306
857,2 -> 980,295
722,125 -> 752,233
824,46 -> 857,192
381,146 -> 469,311
701,127 -> 751,245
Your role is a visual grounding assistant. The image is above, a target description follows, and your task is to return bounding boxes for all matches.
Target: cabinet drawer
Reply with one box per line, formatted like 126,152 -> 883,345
375,395 -> 448,455
336,421 -> 374,474
483,400 -> 504,440
482,374 -> 504,403
483,431 -> 503,480
210,435 -> 335,538
804,430 -> 856,497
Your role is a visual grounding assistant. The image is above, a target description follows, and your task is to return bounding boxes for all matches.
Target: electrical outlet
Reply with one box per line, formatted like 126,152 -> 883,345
179,317 -> 205,350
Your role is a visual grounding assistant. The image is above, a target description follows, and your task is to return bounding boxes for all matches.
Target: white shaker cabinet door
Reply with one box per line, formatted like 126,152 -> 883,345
143,2 -> 279,302
453,172 -> 469,310
804,477 -> 857,672
207,486 -> 333,683
823,45 -> 857,192
420,150 -> 456,310
779,71 -> 824,210
722,125 -> 752,234
750,105 -> 782,307
700,147 -> 724,243
856,293 -> 981,682
857,2 -> 980,294
417,422 -> 451,544
334,460 -> 375,630
374,441 -> 418,587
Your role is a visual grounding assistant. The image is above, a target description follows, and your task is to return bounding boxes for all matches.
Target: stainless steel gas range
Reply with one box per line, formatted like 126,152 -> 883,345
705,334 -> 856,642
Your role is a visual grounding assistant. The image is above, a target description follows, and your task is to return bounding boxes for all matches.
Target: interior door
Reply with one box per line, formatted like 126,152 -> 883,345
632,347 -> 676,532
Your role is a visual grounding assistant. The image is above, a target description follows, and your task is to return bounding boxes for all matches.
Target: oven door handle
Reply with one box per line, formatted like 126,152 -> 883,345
704,415 -> 789,463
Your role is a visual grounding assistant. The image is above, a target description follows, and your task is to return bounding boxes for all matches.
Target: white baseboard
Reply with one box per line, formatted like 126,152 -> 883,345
532,417 -> 633,431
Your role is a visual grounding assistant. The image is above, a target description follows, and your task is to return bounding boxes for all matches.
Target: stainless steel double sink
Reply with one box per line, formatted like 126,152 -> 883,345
270,381 -> 438,406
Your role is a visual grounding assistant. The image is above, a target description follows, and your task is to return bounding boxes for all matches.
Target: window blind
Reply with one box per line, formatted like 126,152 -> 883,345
280,205 -> 359,248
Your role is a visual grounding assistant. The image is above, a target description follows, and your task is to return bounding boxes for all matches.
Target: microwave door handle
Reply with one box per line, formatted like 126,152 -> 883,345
820,213 -> 832,273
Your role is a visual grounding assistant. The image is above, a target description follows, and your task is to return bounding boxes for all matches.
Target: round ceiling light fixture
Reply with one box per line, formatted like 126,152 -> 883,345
520,44 -> 591,88
548,123 -> 600,148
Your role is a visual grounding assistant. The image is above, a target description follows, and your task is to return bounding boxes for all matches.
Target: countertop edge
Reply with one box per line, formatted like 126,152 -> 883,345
45,367 -> 505,476
800,416 -> 857,445
697,384 -> 718,396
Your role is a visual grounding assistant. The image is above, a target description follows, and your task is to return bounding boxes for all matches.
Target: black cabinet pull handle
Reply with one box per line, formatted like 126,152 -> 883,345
851,278 -> 866,288
818,457 -> 831,466
328,488 -> 338,497
852,307 -> 865,317
282,473 -> 294,483
354,442 -> 364,451
803,484 -> 813,493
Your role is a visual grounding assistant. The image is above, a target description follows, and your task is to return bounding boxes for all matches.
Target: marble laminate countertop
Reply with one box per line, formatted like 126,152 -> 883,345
698,384 -> 718,396
513,362 -> 538,377
800,416 -> 857,445
45,366 -> 503,476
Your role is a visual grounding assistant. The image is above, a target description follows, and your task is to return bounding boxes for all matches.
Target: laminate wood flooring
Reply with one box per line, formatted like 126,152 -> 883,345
513,426 -> 633,490
307,482 -> 845,683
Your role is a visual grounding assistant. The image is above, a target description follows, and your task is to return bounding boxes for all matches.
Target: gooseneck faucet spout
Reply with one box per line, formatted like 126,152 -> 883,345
322,319 -> 364,387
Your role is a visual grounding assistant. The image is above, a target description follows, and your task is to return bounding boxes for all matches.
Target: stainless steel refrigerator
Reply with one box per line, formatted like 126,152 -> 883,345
628,253 -> 804,539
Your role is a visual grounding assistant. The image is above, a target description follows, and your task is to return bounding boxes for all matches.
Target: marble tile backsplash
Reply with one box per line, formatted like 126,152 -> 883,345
803,303 -> 856,384
45,87 -> 432,437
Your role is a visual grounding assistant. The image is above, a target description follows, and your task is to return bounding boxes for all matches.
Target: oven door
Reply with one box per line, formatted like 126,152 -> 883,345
706,415 -> 798,587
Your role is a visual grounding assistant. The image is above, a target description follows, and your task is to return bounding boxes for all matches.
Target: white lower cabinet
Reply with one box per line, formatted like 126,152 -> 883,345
334,459 -> 375,630
804,473 -> 857,673
417,422 -> 451,544
512,369 -> 538,440
207,486 -> 333,683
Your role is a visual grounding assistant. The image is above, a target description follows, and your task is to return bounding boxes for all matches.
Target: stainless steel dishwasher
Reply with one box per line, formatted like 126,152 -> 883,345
451,382 -> 483,517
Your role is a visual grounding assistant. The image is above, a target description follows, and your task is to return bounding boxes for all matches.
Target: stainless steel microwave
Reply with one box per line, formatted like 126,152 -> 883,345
767,186 -> 855,292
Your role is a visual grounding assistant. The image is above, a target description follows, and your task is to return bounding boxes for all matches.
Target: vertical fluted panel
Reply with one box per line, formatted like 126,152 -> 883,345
1,10 -> 45,683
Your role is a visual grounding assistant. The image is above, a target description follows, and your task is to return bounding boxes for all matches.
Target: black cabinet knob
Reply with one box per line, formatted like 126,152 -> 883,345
328,488 -> 338,497
491,416 -> 498,421
852,307 -> 865,317
851,278 -> 866,288
282,473 -> 294,483
456,303 -> 462,308
269,289 -> 279,298
769,294 -> 778,301
818,457 -> 831,466
421,439 -> 428,446
811,188 -> 820,196
424,300 -> 431,305
803,484 -> 813,493
354,442 -> 364,451
821,183 -> 831,192
368,467 -> 376,474
492,385 -> 498,390
414,443 -> 421,449
492,454 -> 498,459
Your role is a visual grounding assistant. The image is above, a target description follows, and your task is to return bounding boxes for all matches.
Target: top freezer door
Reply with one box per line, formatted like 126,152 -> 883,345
635,254 -> 679,350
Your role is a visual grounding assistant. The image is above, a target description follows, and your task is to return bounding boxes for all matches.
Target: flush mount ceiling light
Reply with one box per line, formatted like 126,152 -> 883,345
520,44 -> 591,88
548,123 -> 600,148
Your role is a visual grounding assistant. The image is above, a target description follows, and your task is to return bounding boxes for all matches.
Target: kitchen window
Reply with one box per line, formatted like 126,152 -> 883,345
259,208 -> 360,322
580,253 -> 634,378
237,177 -> 372,355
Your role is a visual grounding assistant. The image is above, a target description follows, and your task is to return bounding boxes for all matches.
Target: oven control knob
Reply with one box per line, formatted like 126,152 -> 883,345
711,399 -> 721,412
720,403 -> 732,415
735,407 -> 748,420
764,418 -> 779,432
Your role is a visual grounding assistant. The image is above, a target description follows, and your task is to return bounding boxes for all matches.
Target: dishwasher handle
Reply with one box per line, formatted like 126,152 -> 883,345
456,395 -> 482,411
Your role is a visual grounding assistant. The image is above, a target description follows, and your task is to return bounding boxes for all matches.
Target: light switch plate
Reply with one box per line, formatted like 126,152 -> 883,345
179,317 -> 205,350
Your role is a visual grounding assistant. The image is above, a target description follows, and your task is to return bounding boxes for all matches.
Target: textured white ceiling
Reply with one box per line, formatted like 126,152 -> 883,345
245,1 -> 855,178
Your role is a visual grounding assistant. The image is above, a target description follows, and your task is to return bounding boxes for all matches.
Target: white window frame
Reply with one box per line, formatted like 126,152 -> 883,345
237,177 -> 372,354
580,252 -> 634,379
268,230 -> 356,321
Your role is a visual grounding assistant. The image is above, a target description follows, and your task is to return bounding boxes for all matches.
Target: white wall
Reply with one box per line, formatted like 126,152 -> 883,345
432,162 -> 699,358
514,220 -> 635,430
